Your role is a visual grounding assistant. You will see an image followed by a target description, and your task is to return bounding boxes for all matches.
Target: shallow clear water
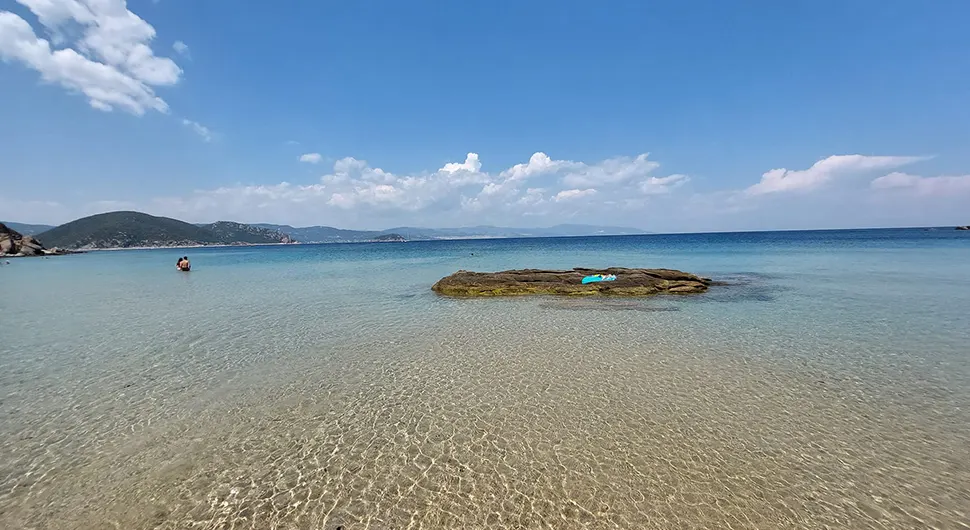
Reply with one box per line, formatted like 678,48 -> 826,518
2,229 -> 969,529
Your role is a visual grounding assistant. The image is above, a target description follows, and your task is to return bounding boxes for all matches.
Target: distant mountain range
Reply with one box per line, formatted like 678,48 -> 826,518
253,223 -> 646,243
8,211 -> 647,249
2,222 -> 55,235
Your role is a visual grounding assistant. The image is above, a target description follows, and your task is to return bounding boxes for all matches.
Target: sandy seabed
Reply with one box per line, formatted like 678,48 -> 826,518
2,304 -> 968,530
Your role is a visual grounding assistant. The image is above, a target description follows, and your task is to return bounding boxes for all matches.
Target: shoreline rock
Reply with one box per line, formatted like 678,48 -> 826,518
0,223 -> 81,257
432,267 -> 712,297
1,222 -> 45,256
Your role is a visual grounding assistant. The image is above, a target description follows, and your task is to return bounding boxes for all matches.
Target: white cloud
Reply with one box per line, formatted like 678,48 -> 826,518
561,154 -> 660,188
554,188 -> 597,201
440,152 -> 481,174
138,151 -> 690,227
493,153 -> 661,189
0,1 -> 180,114
641,174 -> 689,195
455,152 -> 677,220
500,152 -> 568,181
181,119 -> 212,142
745,155 -> 926,196
172,40 -> 189,56
299,153 -> 322,164
870,172 -> 920,190
871,172 -> 970,195
16,150 -> 970,231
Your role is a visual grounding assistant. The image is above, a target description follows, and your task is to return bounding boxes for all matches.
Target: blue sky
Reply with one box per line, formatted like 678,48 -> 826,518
1,0 -> 968,231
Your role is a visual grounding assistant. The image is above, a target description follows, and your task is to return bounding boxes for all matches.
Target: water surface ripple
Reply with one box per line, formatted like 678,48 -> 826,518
2,229 -> 969,529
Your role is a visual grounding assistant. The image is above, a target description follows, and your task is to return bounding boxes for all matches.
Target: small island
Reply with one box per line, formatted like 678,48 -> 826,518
432,267 -> 712,297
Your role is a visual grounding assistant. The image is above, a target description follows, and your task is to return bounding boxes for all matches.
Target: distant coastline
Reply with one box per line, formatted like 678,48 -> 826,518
7,209 -> 967,253
5,210 -> 647,251
84,241 -> 299,252
69,226 -> 970,252
81,235 -> 557,251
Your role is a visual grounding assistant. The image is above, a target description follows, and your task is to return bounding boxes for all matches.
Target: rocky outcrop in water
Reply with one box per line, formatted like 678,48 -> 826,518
957,226 -> 969,231
432,267 -> 712,297
0,223 -> 75,257
1,223 -> 45,256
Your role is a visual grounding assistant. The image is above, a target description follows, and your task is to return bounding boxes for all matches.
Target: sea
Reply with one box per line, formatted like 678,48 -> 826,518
1,228 -> 969,529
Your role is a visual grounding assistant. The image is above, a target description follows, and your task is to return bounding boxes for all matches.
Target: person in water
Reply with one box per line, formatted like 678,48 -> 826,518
176,256 -> 190,271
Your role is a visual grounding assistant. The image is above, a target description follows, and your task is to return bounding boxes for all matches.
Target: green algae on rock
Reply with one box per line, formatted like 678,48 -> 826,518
432,267 -> 712,297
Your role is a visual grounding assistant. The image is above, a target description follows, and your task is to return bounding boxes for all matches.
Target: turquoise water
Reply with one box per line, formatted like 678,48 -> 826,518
2,229 -> 969,529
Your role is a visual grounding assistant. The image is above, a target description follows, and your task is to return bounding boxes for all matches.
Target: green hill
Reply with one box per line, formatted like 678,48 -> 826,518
200,221 -> 293,244
35,211 -> 292,249
253,223 -> 381,242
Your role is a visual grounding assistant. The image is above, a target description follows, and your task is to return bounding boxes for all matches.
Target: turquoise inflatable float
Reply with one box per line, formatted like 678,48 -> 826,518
581,274 -> 617,284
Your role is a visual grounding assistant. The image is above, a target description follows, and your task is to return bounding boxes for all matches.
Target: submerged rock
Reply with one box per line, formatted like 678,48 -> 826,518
432,267 -> 712,297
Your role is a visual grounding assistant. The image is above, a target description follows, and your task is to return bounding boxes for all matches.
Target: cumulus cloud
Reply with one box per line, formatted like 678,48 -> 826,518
871,172 -> 970,195
138,151 -> 690,226
745,155 -> 926,196
561,154 -> 660,188
440,152 -> 482,174
181,119 -> 212,141
299,153 -> 322,164
0,1 -> 180,114
19,150 -> 970,231
501,152 -> 568,181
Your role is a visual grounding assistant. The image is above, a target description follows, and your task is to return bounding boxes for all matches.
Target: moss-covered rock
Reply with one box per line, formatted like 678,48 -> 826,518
432,267 -> 711,297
